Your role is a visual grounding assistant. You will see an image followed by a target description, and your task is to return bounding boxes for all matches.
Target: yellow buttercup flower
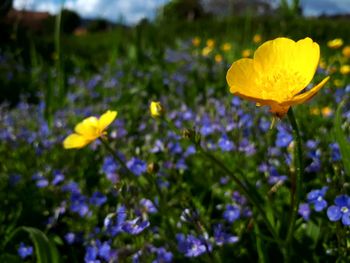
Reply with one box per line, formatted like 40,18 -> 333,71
215,54 -> 223,63
206,39 -> 215,48
342,45 -> 350,58
241,49 -> 252,58
226,37 -> 330,117
327,38 -> 343,49
192,37 -> 201,47
253,34 -> 262,44
221,43 -> 232,52
340,65 -> 350,75
202,46 -> 213,56
150,101 -> 164,118
63,110 -> 117,149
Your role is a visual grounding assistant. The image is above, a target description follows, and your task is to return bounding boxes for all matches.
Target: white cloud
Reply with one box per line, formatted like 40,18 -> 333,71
13,0 -> 170,24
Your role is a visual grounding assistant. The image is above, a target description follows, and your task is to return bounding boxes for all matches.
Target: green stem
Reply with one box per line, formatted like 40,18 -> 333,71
197,145 -> 281,244
285,107 -> 303,260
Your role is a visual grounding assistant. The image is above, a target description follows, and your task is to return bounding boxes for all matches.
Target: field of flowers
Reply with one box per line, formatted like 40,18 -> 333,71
0,29 -> 350,262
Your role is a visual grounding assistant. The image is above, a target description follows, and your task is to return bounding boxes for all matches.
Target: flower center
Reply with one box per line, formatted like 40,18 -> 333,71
317,196 -> 323,202
341,206 -> 349,213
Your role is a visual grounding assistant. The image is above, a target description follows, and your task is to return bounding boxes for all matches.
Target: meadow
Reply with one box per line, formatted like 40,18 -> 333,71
0,14 -> 350,262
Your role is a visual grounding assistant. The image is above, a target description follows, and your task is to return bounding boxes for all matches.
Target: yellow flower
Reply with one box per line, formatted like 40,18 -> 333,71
202,46 -> 213,56
226,37 -> 330,117
150,101 -> 164,118
340,65 -> 350,75
327,38 -> 343,49
215,54 -> 223,63
241,49 -> 252,58
342,45 -> 350,58
206,39 -> 215,48
63,110 -> 117,149
192,37 -> 201,47
321,106 -> 333,117
221,43 -> 232,52
253,34 -> 262,44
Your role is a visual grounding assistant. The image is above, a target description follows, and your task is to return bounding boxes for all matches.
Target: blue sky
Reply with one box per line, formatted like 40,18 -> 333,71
13,0 -> 350,24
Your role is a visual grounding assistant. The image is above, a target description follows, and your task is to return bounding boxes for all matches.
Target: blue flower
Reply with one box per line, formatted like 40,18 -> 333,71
122,217 -> 150,235
127,157 -> 147,176
176,234 -> 211,257
65,232 -> 76,244
329,143 -> 341,162
150,247 -> 173,263
327,195 -> 350,226
140,198 -> 158,214
84,245 -> 99,263
276,125 -> 293,148
90,192 -> 107,207
307,187 -> 328,212
223,205 -> 240,223
52,171 -> 65,185
213,224 -> 239,246
298,203 -> 311,221
18,242 -> 33,259
218,134 -> 235,152
98,241 -> 111,261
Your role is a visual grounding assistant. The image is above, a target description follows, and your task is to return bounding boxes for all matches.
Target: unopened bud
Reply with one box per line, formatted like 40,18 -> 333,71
150,101 -> 164,118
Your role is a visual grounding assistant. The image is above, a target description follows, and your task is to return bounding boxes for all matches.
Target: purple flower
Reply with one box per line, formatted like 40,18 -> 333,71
52,171 -> 64,185
98,241 -> 111,261
276,126 -> 293,148
70,193 -> 90,217
122,217 -> 150,235
223,205 -> 240,223
65,232 -> 76,244
18,242 -> 33,259
213,224 -> 239,246
218,134 -> 235,152
150,247 -> 173,263
298,203 -> 311,221
307,187 -> 328,212
140,198 -> 157,214
90,192 -> 107,207
327,195 -> 350,226
84,245 -> 99,263
176,234 -> 211,257
127,157 -> 147,176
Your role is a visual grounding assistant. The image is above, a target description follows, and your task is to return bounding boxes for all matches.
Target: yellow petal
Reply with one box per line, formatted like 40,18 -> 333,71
63,133 -> 91,149
226,58 -> 263,98
281,76 -> 330,106
253,37 -> 320,100
98,110 -> 117,132
74,116 -> 99,139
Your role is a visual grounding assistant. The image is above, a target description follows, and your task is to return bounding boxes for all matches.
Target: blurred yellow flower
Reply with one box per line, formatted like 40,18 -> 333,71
334,79 -> 343,87
342,45 -> 350,58
150,101 -> 164,118
202,46 -> 213,56
63,110 -> 117,149
327,38 -> 343,49
215,54 -> 223,63
310,107 -> 320,115
253,34 -> 262,44
321,106 -> 333,117
206,39 -> 215,48
226,37 -> 330,117
241,49 -> 252,58
221,43 -> 232,52
319,59 -> 327,69
192,37 -> 201,47
340,65 -> 350,75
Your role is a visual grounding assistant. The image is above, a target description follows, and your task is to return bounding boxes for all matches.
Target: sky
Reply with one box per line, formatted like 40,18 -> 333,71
13,0 -> 350,24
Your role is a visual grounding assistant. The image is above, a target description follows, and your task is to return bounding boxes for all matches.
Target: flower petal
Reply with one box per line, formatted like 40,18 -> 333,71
226,58 -> 263,98
98,110 -> 117,132
327,205 -> 342,221
281,76 -> 330,107
334,194 -> 350,207
74,116 -> 99,139
342,212 -> 350,226
63,134 -> 90,149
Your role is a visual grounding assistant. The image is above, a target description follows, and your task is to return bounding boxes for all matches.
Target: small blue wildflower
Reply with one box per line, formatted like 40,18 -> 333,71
152,247 -> 173,263
213,224 -> 239,246
298,203 -> 311,221
276,126 -> 293,148
64,232 -> 76,244
52,171 -> 64,185
327,195 -> 350,226
98,241 -> 111,261
90,191 -> 107,207
127,158 -> 147,176
218,134 -> 235,152
84,245 -> 99,263
70,193 -> 90,217
122,217 -> 150,235
329,143 -> 341,162
140,198 -> 157,214
176,234 -> 211,257
18,242 -> 33,259
223,205 -> 240,223
307,187 -> 328,212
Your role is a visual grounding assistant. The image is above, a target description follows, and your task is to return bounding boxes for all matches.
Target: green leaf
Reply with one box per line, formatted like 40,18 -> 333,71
333,100 -> 350,177
5,227 -> 60,263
